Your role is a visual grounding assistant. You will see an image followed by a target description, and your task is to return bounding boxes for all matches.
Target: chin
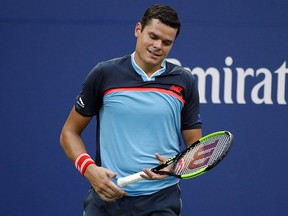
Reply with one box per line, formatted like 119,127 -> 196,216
146,59 -> 161,67
147,56 -> 164,64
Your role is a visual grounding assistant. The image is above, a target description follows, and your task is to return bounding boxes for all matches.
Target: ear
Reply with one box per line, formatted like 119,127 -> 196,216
134,22 -> 142,37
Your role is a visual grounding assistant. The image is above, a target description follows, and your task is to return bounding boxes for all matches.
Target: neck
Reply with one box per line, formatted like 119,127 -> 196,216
133,54 -> 162,77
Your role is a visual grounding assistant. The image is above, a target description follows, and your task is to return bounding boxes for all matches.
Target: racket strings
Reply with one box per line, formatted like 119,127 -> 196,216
172,135 -> 231,175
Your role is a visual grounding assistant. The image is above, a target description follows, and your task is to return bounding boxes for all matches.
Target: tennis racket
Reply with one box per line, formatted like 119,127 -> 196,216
117,130 -> 233,188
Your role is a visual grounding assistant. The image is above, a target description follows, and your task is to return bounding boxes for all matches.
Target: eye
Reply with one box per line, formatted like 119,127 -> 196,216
163,40 -> 173,46
149,33 -> 157,40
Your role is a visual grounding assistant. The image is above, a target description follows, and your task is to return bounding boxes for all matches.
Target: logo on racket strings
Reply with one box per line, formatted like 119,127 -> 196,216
175,158 -> 186,173
188,140 -> 219,170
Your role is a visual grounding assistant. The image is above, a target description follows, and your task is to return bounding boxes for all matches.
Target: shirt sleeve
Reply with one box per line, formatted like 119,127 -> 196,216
181,71 -> 202,130
75,63 -> 104,116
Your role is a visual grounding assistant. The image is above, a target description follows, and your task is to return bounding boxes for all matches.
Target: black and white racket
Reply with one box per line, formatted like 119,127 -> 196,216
117,131 -> 233,188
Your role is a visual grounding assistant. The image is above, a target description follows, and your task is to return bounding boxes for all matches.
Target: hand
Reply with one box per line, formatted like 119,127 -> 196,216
141,153 -> 170,180
84,164 -> 128,202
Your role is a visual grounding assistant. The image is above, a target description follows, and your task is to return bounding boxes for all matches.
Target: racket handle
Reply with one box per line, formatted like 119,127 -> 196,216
117,171 -> 145,188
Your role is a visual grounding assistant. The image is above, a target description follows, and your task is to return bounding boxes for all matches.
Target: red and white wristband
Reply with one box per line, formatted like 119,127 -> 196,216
74,153 -> 95,176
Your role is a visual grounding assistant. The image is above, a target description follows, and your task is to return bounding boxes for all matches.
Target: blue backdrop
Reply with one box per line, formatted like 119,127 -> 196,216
1,1 -> 287,215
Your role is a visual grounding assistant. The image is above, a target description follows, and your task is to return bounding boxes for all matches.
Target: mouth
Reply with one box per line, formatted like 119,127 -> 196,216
148,49 -> 161,57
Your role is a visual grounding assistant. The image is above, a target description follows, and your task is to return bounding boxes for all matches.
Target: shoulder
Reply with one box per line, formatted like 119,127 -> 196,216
98,55 -> 131,69
86,55 -> 131,79
166,61 -> 196,82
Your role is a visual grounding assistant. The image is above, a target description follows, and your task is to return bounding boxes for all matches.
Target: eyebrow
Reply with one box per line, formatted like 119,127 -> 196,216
150,32 -> 174,45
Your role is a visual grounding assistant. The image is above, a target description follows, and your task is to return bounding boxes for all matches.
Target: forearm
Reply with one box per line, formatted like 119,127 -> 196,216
60,129 -> 99,178
60,107 -> 93,162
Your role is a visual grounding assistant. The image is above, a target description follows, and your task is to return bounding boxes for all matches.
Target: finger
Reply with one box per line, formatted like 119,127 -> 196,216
102,168 -> 118,179
109,180 -> 128,197
101,170 -> 128,197
141,168 -> 165,180
102,181 -> 128,199
140,169 -> 152,179
155,153 -> 168,163
99,193 -> 115,202
99,188 -> 125,202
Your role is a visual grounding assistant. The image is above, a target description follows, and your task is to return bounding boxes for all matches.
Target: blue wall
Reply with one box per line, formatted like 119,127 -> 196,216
1,1 -> 287,215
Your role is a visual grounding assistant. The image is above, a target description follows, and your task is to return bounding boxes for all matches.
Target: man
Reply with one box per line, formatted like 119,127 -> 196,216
60,4 -> 202,216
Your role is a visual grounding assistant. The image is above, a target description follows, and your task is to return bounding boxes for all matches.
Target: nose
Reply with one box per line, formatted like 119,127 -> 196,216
153,40 -> 162,49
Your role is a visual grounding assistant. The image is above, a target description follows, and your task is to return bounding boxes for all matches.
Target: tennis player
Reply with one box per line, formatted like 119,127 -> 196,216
60,4 -> 202,216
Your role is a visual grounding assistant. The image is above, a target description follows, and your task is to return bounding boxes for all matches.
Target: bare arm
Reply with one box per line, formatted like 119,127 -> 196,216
60,107 -> 92,160
182,128 -> 202,147
60,107 -> 127,201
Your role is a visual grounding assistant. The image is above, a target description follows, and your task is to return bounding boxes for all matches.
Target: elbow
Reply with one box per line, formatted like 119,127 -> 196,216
59,129 -> 67,150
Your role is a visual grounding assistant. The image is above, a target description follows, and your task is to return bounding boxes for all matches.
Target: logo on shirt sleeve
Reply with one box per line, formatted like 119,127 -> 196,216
77,97 -> 85,108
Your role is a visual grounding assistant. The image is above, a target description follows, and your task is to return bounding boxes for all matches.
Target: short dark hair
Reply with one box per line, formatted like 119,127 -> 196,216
140,4 -> 181,38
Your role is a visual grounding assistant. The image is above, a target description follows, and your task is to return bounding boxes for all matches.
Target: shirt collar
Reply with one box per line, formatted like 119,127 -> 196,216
131,52 -> 166,81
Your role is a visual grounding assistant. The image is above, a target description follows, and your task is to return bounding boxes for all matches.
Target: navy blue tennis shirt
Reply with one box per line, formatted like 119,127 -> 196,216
75,53 -> 202,196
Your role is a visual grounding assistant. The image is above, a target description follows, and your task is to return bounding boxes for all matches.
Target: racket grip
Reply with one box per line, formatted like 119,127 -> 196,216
117,171 -> 145,188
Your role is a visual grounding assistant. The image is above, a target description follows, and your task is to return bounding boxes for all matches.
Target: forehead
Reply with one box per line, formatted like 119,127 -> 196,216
143,19 -> 178,41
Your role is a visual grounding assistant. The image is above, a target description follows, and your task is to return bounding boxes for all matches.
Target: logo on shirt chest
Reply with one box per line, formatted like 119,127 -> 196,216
170,85 -> 183,94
